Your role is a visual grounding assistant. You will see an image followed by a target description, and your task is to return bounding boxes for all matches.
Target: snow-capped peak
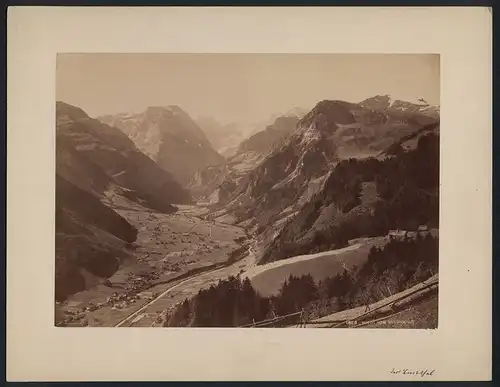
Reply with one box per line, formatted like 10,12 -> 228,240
393,96 -> 429,106
359,94 -> 439,117
359,94 -> 392,110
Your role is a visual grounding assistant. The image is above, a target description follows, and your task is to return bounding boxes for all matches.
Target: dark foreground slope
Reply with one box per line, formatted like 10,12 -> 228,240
55,174 -> 138,301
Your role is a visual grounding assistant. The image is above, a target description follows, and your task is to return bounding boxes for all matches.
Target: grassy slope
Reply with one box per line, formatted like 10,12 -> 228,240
249,237 -> 387,297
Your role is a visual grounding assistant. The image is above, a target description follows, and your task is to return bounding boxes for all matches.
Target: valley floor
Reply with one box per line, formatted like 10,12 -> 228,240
56,202 -> 255,327
55,200 -> 438,329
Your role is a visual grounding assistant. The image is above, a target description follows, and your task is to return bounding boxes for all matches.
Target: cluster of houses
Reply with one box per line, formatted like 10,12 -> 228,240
151,224 -> 163,239
108,292 -> 142,310
161,257 -> 198,272
123,271 -> 160,292
388,225 -> 431,239
90,288 -> 160,312
57,290 -> 161,327
56,272 -> 163,326
161,261 -> 183,272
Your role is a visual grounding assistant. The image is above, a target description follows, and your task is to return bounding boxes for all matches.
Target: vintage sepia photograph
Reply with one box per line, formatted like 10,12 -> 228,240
54,53 -> 440,328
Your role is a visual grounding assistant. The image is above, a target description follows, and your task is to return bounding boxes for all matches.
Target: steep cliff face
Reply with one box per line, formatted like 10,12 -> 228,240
57,102 -> 192,210
221,100 -> 348,229
100,106 -> 225,186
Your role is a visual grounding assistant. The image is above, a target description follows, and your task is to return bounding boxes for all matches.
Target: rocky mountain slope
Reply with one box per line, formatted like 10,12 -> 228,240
328,95 -> 437,159
238,115 -> 300,155
188,114 -> 301,202
222,100 -> 352,229
99,106 -> 225,186
360,94 -> 440,119
246,107 -> 309,137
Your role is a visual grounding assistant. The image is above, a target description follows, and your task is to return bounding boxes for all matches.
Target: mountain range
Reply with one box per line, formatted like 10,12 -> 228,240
55,94 -> 439,300
188,114 -> 302,202
99,106 -> 225,186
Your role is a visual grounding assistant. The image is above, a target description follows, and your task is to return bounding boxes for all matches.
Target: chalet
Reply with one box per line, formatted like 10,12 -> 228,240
417,225 -> 430,235
405,231 -> 418,238
388,229 -> 407,239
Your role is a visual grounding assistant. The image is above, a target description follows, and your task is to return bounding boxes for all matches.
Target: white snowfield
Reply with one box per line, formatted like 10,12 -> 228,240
241,243 -> 362,280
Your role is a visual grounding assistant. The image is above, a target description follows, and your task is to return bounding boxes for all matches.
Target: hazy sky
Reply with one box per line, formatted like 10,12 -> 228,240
56,53 -> 439,124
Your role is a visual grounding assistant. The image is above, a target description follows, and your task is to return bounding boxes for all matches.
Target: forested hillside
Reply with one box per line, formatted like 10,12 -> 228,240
260,129 -> 439,264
